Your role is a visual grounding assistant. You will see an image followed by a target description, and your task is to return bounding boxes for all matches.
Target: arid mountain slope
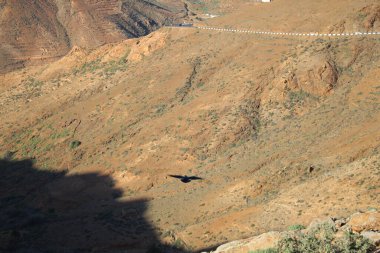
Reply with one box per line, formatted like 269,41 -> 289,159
0,0 -> 380,252
0,0 -> 70,73
206,0 -> 380,33
0,0 -> 185,73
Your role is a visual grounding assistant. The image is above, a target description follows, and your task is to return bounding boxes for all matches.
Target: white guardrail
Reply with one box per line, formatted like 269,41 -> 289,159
178,25 -> 380,37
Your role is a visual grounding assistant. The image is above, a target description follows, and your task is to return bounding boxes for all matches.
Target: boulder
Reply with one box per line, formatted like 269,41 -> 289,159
361,231 -> 380,246
212,231 -> 282,253
348,211 -> 380,233
306,217 -> 336,232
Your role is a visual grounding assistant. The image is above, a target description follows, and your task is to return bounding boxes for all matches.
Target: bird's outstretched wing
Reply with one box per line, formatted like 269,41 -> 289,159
188,176 -> 203,180
169,175 -> 184,179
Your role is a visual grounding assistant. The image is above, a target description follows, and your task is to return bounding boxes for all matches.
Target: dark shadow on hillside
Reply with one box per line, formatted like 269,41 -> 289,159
0,158 -> 188,253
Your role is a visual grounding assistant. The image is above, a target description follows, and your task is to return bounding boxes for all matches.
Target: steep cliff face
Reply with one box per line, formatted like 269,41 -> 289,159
108,0 -> 179,38
0,0 -> 184,73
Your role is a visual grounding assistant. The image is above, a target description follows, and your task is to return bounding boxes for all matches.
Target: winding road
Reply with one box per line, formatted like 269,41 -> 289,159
170,25 -> 380,38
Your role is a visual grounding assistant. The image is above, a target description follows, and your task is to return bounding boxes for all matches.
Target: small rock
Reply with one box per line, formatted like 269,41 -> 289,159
334,218 -> 347,228
339,223 -> 352,232
335,230 -> 347,240
3,151 -> 16,160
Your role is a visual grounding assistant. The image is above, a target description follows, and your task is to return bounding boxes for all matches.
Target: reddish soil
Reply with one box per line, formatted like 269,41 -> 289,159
0,0 -> 379,252
0,0 -> 185,73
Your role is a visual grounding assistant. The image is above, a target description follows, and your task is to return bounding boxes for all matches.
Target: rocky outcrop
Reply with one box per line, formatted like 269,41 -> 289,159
279,55 -> 339,97
208,231 -> 282,253
328,4 -> 380,33
207,211 -> 380,253
348,211 -> 380,233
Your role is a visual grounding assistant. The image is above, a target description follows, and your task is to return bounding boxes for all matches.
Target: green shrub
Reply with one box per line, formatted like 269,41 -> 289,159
69,140 -> 81,149
338,231 -> 375,253
173,238 -> 185,249
287,224 -> 306,231
277,223 -> 375,253
25,77 -> 44,88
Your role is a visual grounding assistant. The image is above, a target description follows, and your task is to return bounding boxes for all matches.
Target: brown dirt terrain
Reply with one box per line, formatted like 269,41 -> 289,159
1,0 -> 380,252
0,0 -> 185,73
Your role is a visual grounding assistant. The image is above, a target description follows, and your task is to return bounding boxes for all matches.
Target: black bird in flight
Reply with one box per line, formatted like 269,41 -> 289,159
169,175 -> 203,183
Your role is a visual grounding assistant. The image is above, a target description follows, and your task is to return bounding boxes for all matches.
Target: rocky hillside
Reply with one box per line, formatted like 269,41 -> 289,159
0,0 -> 380,252
0,0 -> 185,73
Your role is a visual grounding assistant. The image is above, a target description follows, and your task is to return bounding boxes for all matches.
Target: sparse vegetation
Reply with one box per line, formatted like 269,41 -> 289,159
287,224 -> 306,231
102,57 -> 128,77
173,238 -> 185,249
73,55 -> 128,77
277,223 -> 375,253
25,77 -> 44,88
248,223 -> 375,253
21,136 -> 41,156
155,104 -> 167,115
286,90 -> 318,108
51,129 -> 70,139
1,1 -> 380,252
73,59 -> 102,75
69,140 -> 81,149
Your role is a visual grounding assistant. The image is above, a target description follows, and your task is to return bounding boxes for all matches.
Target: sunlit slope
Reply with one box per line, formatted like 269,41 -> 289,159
0,0 -> 185,73
205,0 -> 380,33
1,0 -> 380,251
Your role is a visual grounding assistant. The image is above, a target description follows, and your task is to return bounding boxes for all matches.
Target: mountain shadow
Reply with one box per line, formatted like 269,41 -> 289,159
0,158 -> 187,253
